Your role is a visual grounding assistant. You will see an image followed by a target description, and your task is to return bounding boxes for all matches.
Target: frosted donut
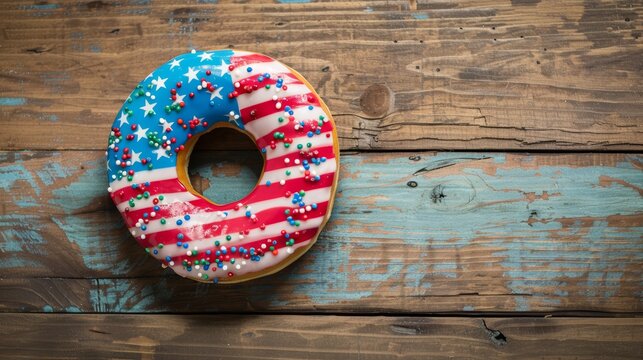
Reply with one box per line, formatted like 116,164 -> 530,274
106,50 -> 339,283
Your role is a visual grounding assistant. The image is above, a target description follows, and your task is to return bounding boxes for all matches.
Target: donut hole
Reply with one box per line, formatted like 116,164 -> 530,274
187,126 -> 264,205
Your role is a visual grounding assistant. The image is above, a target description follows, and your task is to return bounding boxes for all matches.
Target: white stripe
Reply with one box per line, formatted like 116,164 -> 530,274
237,83 -> 310,111
243,105 -> 328,140
109,167 -> 178,192
230,61 -> 291,83
130,185 -> 332,235
260,160 -> 337,185
170,237 -> 313,279
266,131 -> 335,160
154,215 -> 323,258
116,191 -> 198,212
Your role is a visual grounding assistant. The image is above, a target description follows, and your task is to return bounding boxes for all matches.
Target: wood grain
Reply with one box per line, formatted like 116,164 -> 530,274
0,314 -> 641,359
0,0 -> 642,151
1,150 -> 641,313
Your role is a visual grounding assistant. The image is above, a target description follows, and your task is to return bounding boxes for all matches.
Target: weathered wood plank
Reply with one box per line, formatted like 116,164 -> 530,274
1,0 -> 641,150
0,314 -> 641,359
1,151 -> 641,313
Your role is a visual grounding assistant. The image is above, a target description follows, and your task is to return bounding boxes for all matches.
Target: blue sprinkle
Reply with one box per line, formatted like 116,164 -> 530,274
145,182 -> 150,186
247,66 -> 252,72
312,203 -> 318,209
272,240 -> 277,245
177,241 -> 182,246
216,250 -> 221,256
261,147 -> 267,153
314,175 -> 320,181
285,105 -> 291,112
210,101 -> 215,106
143,213 -> 149,218
204,265 -> 210,270
308,105 -> 314,110
131,184 -> 138,189
258,76 -> 264,82
315,129 -> 321,135
176,219 -> 183,225
153,206 -> 160,211
231,247 -> 237,253
284,233 -> 290,239
165,256 -> 172,261
184,215 -> 191,220
266,180 -> 271,186
177,233 -> 184,240
245,211 -> 252,217
141,225 -> 147,231
213,278 -> 219,284
222,249 -> 227,255
307,131 -> 314,137
153,249 -> 158,254
264,73 -> 271,78
183,243 -> 189,249
206,250 -> 211,255
289,110 -> 294,115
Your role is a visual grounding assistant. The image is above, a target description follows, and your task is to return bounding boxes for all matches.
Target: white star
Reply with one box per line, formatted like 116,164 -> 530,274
153,147 -> 170,160
145,72 -> 154,80
173,93 -> 186,106
117,112 -> 129,126
198,52 -> 213,62
227,112 -> 241,126
134,126 -> 148,141
131,151 -> 142,164
184,67 -> 199,83
106,161 -> 111,172
152,76 -> 168,91
213,60 -> 228,76
169,58 -> 183,70
210,87 -> 223,101
140,100 -> 156,117
159,119 -> 174,132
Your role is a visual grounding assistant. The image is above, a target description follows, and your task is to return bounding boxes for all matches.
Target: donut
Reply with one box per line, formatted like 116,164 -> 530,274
106,50 -> 339,283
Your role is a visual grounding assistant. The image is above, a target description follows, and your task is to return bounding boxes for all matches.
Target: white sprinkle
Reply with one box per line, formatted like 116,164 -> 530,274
287,247 -> 293,254
197,85 -> 203,91
222,265 -> 228,271
294,159 -> 300,165
280,179 -> 286,186
275,102 -> 282,109
187,251 -> 192,256
140,234 -> 146,240
284,158 -> 290,164
234,82 -> 240,88
272,95 -> 278,101
235,264 -> 241,270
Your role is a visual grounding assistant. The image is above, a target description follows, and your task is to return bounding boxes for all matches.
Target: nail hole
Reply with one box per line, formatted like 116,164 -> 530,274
409,155 -> 421,161
625,17 -> 630,22
536,60 -> 541,64
393,40 -> 398,43
415,65 -> 420,69
407,181 -> 418,188
419,40 -> 424,43
321,66 -> 330,72
543,48 -> 547,51
520,35 -> 524,38
492,26 -> 496,30
436,68 -> 440,72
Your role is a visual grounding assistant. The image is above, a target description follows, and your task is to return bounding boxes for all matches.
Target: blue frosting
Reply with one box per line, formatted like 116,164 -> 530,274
106,49 -> 241,182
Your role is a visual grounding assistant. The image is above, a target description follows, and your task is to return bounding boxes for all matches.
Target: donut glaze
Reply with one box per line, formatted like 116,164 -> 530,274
106,50 -> 339,283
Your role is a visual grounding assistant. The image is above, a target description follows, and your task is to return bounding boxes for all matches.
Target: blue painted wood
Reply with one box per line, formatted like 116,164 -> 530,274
0,151 -> 641,313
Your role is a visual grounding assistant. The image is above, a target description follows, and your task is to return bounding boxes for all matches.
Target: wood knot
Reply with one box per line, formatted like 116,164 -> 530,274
359,84 -> 393,118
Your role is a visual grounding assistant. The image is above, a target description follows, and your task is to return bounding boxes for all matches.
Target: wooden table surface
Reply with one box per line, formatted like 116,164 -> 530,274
1,0 -> 642,358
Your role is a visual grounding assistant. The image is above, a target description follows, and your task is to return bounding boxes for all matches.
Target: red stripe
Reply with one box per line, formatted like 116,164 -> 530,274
230,53 -> 275,67
263,145 -> 336,172
112,178 -> 186,205
239,93 -> 320,125
138,201 -> 330,249
166,225 -> 319,268
233,73 -> 301,96
255,121 -> 334,150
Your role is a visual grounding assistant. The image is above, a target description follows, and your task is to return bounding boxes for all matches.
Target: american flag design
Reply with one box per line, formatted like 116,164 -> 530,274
106,50 -> 339,283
